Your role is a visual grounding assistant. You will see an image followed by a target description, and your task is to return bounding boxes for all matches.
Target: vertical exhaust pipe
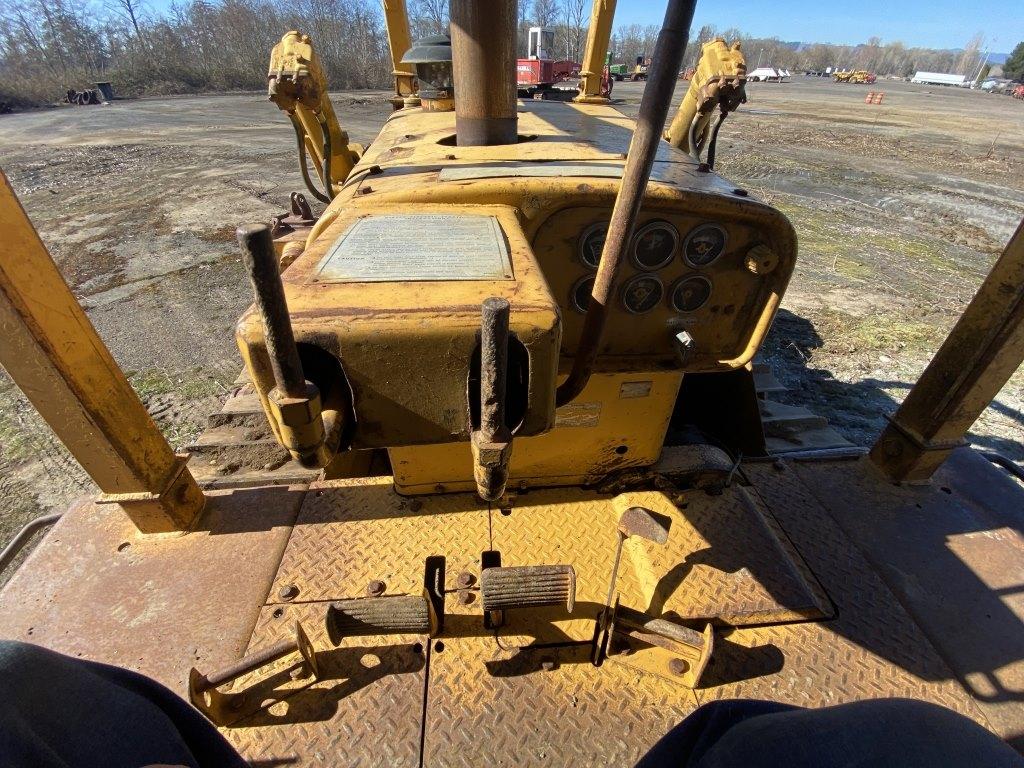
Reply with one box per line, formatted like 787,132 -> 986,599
556,0 -> 698,406
450,0 -> 518,146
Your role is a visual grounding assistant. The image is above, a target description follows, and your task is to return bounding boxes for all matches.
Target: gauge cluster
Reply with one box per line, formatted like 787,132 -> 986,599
534,204 -> 794,368
572,218 -> 736,316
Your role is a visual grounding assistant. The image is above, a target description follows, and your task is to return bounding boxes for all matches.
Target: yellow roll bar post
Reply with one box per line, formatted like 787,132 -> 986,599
381,0 -> 417,106
870,218 -> 1024,482
575,0 -> 618,104
0,171 -> 205,533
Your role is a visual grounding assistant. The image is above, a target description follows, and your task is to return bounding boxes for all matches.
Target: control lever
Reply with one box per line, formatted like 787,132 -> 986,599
189,620 -> 319,724
593,506 -> 672,664
237,223 -> 331,468
472,297 -> 513,501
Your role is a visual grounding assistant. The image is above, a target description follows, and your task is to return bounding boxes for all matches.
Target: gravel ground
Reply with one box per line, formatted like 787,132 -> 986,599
0,78 -> 1021,570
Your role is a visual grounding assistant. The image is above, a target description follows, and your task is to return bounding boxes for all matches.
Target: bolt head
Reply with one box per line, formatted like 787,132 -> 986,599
367,579 -> 386,597
668,658 -> 690,676
457,589 -> 474,605
540,657 -> 556,671
457,571 -> 475,588
279,584 -> 299,601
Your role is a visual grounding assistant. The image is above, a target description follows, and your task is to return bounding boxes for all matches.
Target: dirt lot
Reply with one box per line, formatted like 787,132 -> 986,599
0,77 -> 1022,554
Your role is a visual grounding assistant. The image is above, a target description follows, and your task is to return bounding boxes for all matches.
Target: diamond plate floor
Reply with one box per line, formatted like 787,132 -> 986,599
423,635 -> 699,767
223,602 -> 428,767
219,467 -> 996,764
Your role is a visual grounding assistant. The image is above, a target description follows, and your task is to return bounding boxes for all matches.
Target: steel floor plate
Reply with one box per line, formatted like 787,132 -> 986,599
224,467 -> 993,764
222,602 -> 428,767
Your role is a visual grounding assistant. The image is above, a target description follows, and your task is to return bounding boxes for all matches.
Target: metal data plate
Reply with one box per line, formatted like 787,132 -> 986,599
314,214 -> 513,283
438,162 -> 623,181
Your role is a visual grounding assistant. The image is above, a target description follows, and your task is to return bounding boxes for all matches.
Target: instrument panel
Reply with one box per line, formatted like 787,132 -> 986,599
532,205 -> 795,370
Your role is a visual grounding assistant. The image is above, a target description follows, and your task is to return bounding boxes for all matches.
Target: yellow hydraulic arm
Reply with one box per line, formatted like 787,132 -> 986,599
665,38 -> 746,165
268,31 -> 361,202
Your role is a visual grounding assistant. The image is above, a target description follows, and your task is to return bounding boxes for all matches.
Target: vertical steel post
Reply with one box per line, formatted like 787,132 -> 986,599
381,0 -> 417,102
870,219 -> 1024,482
575,0 -> 619,103
450,0 -> 518,146
557,0 -> 697,406
0,171 -> 204,533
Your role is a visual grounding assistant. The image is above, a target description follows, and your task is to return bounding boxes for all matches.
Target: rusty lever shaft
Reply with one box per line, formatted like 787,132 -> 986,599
237,223 -> 306,398
472,297 -> 513,501
556,0 -> 698,406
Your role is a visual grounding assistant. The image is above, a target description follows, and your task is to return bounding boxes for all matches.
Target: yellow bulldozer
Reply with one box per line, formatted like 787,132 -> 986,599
1,0 -> 1023,764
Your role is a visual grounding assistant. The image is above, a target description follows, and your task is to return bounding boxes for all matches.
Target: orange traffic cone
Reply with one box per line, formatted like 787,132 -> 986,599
865,91 -> 875,104
873,92 -> 884,104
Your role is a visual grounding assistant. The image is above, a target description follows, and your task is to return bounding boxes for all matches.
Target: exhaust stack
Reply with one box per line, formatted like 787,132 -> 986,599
450,0 -> 518,146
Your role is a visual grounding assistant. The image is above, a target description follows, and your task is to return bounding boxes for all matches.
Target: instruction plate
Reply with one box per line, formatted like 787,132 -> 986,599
314,214 -> 514,282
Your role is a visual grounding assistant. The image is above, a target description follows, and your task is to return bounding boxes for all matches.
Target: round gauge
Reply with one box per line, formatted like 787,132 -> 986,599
621,273 -> 664,315
570,275 -> 595,313
683,223 -> 728,267
631,221 -> 679,271
670,276 -> 713,313
578,223 -> 607,269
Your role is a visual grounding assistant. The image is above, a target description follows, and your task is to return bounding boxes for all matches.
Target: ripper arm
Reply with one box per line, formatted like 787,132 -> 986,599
664,38 -> 746,164
268,31 -> 361,202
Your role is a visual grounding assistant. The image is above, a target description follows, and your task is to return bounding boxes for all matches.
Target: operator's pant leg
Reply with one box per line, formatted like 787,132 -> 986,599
637,697 -> 1024,768
0,640 -> 246,768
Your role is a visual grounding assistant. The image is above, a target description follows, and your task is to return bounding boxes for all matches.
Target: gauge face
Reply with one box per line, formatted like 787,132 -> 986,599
570,275 -> 595,313
578,223 -> 607,269
683,223 -> 728,267
671,276 -> 712,313
621,273 -> 664,315
631,221 -> 679,270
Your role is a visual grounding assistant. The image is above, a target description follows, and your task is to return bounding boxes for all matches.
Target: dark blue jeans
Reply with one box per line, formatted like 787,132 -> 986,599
0,641 -> 1019,767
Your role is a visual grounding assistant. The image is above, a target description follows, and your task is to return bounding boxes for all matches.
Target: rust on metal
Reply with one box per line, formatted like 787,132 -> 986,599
325,594 -> 433,645
237,223 -> 307,398
555,0 -> 699,405
618,505 -> 672,543
472,296 -> 513,501
450,0 -> 518,145
189,620 -> 319,724
607,603 -> 714,688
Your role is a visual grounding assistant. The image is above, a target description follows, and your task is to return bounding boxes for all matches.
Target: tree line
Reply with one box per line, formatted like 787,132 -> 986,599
0,0 -> 1014,110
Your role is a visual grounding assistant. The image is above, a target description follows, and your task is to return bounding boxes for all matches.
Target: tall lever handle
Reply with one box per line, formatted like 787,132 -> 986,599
472,297 -> 513,501
237,223 -> 330,468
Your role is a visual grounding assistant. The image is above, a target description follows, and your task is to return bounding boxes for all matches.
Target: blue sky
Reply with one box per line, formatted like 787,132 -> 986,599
617,0 -> 1022,51
139,0 -> 1021,53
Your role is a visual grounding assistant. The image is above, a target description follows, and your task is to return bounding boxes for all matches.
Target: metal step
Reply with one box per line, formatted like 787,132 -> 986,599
759,399 -> 830,434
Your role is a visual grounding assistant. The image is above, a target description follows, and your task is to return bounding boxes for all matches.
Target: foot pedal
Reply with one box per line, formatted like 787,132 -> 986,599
606,601 -> 713,688
480,564 -> 577,614
188,620 -> 318,724
326,594 -> 437,645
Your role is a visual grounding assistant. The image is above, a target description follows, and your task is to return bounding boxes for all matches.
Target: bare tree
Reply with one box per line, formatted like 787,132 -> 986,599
532,0 -> 557,28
